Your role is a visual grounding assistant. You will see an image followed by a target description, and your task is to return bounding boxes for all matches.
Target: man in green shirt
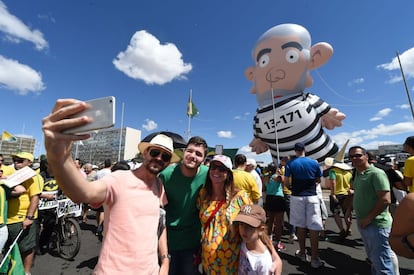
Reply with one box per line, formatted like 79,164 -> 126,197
349,145 -> 395,274
159,136 -> 208,275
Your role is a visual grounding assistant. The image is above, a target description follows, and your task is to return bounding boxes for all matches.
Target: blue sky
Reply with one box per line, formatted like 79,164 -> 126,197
1,0 -> 414,164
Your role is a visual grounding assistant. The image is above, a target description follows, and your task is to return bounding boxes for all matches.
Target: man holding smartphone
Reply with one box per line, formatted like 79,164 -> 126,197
42,98 -> 178,274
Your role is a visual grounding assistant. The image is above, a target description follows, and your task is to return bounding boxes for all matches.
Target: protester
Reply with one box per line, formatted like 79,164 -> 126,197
42,99 -> 178,274
94,158 -> 112,237
6,152 -> 44,275
197,155 -> 251,274
234,204 -> 282,275
159,136 -> 209,275
36,159 -> 59,255
403,136 -> 414,193
245,158 -> 263,207
0,154 -> 14,176
324,141 -> 353,241
0,173 -> 7,253
348,146 -> 396,274
389,193 -> 414,259
233,154 -> 260,204
278,157 -> 297,244
264,166 -> 286,251
284,142 -> 324,269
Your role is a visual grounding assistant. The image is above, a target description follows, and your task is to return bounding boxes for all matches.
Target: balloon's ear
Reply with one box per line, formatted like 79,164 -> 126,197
309,42 -> 333,70
245,66 -> 255,81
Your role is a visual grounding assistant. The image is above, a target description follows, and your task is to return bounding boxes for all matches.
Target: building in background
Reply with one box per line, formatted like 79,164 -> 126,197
0,136 -> 36,164
72,127 -> 141,165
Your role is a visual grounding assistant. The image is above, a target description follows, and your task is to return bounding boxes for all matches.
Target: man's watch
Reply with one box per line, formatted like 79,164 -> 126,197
26,215 -> 35,220
402,234 -> 414,253
159,254 -> 171,261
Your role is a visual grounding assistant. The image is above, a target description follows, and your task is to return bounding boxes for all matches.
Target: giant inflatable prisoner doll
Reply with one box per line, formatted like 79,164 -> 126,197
245,23 -> 345,162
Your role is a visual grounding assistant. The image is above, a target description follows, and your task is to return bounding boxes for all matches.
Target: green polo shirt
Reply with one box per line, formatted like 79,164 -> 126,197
353,165 -> 392,228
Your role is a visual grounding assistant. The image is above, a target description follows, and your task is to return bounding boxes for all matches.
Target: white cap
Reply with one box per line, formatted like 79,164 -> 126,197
246,158 -> 257,167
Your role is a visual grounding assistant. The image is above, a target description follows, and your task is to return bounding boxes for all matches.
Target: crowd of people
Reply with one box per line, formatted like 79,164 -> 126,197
0,98 -> 412,275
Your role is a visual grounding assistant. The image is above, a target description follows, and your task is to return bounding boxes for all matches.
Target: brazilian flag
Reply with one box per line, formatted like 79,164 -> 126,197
0,242 -> 24,275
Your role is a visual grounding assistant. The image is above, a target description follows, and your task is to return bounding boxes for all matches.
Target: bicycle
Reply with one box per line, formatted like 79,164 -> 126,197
39,194 -> 82,260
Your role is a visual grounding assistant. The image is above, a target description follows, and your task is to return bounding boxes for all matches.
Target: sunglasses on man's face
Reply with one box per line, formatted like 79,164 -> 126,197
349,153 -> 364,159
210,162 -> 228,173
149,148 -> 172,163
12,158 -> 26,163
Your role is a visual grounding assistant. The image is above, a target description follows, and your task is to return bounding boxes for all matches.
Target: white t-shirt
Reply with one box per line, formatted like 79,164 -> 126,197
238,241 -> 272,275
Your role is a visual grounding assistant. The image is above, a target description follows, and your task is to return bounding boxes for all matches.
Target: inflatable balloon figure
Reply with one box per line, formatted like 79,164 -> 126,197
245,23 -> 345,163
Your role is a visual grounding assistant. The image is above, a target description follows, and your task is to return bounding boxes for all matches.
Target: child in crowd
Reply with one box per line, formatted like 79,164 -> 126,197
234,204 -> 282,275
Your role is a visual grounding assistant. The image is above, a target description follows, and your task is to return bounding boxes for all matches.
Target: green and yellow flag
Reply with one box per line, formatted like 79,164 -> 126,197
1,131 -> 17,142
0,242 -> 24,275
186,97 -> 199,118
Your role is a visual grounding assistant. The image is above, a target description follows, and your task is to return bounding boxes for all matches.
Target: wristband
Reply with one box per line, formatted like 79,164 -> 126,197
26,215 -> 35,220
402,234 -> 414,253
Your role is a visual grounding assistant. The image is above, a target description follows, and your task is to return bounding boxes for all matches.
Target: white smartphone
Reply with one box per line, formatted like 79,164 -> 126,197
63,96 -> 116,134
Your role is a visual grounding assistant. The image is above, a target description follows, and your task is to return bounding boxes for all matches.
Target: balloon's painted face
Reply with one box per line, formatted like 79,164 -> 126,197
248,35 -> 310,95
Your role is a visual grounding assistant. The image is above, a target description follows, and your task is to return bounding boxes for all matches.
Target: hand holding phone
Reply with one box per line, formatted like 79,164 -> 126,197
63,96 -> 116,134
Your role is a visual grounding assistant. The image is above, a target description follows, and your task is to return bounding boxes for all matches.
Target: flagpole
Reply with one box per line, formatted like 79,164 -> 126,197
0,229 -> 23,268
187,89 -> 192,141
396,52 -> 414,120
118,102 -> 125,161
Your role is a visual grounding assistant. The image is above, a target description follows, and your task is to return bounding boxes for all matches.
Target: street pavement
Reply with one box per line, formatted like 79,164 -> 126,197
32,196 -> 414,274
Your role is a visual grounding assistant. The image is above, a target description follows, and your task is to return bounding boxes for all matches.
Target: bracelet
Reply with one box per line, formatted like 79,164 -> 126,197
402,234 -> 414,253
159,254 -> 171,261
26,215 -> 35,220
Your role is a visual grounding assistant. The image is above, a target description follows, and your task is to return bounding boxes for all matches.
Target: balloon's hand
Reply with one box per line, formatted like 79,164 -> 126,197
321,108 -> 345,129
249,138 -> 269,154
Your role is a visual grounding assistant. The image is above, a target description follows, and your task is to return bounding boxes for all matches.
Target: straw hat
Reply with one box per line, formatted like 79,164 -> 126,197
324,140 -> 352,170
138,134 -> 180,163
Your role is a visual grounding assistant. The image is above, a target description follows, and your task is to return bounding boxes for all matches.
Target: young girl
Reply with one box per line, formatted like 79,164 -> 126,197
234,204 -> 282,275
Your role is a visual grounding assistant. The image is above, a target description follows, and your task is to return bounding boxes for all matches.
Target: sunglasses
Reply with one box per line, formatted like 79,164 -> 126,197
210,162 -> 228,172
149,148 -> 172,162
349,153 -> 364,159
0,159 -> 4,162
12,158 -> 26,163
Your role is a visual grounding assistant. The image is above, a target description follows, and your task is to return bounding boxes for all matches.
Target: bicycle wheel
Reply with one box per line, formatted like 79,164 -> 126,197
57,217 -> 81,260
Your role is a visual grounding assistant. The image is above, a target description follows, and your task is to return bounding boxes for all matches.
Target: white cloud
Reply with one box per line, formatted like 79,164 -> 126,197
142,119 -> 157,131
347,77 -> 364,86
377,47 -> 414,83
217,131 -> 234,138
396,104 -> 410,109
113,30 -> 192,85
0,55 -> 45,94
369,108 -> 392,121
0,1 -> 48,50
332,121 -> 414,149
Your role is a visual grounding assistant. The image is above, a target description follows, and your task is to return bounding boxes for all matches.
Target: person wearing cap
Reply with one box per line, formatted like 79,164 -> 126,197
159,136 -> 209,275
348,145 -> 395,274
197,154 -> 251,274
6,151 -> 44,275
245,158 -> 263,207
233,154 -> 261,204
283,142 -> 324,269
234,204 -> 283,275
324,141 -> 353,241
43,101 -> 178,274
